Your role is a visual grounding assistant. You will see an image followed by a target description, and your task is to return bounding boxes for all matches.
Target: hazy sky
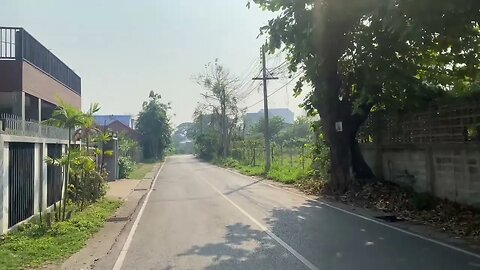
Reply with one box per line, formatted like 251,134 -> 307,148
1,0 -> 307,126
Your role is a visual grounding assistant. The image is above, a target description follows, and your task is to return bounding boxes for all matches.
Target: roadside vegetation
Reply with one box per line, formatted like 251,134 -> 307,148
0,101 -> 124,269
136,91 -> 172,160
127,161 -> 156,179
0,200 -> 120,269
119,91 -> 171,180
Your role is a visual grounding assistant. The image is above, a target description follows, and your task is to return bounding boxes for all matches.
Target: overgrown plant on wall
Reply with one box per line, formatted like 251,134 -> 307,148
46,100 -> 84,220
46,100 -> 109,220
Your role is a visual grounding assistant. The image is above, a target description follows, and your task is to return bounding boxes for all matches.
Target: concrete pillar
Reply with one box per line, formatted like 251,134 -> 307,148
33,143 -> 41,214
38,99 -> 42,135
41,143 -> 47,211
21,92 -> 25,132
1,142 -> 9,233
21,92 -> 25,121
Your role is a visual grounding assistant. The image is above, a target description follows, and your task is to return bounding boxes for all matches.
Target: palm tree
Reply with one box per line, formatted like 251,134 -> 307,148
93,131 -> 113,171
74,103 -> 101,155
46,100 -> 84,220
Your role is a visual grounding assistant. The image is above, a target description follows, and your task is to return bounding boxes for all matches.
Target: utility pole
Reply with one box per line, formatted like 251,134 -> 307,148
253,45 -> 278,171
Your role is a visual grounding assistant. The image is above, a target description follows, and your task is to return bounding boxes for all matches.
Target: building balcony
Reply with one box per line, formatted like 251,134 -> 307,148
0,113 -> 69,141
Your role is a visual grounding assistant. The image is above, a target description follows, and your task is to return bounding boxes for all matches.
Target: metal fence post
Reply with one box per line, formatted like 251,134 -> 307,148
271,145 -> 274,165
301,144 -> 305,171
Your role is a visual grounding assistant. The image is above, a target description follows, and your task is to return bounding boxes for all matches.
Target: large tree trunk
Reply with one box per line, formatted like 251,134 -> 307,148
309,0 -> 376,192
318,100 -> 375,193
321,104 -> 355,193
351,139 -> 374,180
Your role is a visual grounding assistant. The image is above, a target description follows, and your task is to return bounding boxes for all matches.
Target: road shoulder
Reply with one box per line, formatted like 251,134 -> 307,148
59,163 -> 162,270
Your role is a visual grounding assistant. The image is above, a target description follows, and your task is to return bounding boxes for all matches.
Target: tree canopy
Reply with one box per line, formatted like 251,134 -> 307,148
194,60 -> 243,158
136,91 -> 172,159
251,116 -> 285,141
251,0 -> 480,191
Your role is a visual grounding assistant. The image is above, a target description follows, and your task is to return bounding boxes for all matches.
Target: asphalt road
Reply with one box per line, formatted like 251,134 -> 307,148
106,155 -> 480,270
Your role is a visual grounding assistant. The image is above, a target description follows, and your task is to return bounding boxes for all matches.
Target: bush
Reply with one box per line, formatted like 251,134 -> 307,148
0,200 -> 121,269
223,158 -> 241,168
194,133 -> 219,161
119,156 -> 135,179
310,141 -> 330,180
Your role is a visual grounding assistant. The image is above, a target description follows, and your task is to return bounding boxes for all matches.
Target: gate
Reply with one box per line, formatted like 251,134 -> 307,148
8,143 -> 35,227
47,144 -> 63,206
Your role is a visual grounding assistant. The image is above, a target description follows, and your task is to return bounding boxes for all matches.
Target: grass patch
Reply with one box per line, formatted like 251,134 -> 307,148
0,199 -> 121,269
267,165 -> 307,184
128,162 -> 155,179
216,158 -> 308,184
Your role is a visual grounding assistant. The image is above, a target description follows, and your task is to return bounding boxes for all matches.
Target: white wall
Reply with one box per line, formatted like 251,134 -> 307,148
362,144 -> 480,207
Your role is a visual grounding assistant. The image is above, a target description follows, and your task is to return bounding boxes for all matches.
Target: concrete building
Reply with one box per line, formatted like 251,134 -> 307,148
0,27 -> 81,233
244,108 -> 294,128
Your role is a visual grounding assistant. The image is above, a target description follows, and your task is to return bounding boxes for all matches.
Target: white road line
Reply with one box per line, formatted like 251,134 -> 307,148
221,166 -> 480,260
113,160 -> 166,270
202,179 -> 320,270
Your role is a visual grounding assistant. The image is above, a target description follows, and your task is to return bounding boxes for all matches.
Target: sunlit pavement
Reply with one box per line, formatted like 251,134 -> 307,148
97,155 -> 480,270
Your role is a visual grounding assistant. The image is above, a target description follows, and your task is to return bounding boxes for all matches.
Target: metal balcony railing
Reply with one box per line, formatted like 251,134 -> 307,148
0,114 -> 70,140
0,27 -> 81,95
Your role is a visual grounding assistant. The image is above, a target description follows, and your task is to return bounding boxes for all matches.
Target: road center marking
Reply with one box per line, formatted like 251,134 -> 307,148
202,178 -> 320,270
113,160 -> 166,270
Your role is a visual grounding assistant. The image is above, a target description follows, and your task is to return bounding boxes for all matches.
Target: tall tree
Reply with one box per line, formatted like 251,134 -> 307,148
195,60 -> 243,158
251,116 -> 285,141
136,91 -> 172,159
251,0 -> 480,192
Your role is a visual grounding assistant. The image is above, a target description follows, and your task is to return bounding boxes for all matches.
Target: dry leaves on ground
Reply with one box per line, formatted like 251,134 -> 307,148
297,179 -> 480,239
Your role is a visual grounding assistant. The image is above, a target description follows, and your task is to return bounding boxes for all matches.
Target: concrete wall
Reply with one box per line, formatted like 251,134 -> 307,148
22,61 -> 81,109
362,144 -> 480,207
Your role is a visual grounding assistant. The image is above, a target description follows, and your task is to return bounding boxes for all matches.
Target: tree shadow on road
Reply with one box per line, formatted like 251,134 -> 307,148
176,221 -> 304,270
173,197 -> 474,270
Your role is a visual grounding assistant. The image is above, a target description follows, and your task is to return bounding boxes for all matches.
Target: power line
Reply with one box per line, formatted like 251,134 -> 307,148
238,81 -> 261,101
236,58 -> 262,92
246,72 -> 302,109
269,60 -> 288,74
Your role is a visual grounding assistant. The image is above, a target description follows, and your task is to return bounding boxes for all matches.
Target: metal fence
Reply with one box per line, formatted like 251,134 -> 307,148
0,27 -> 81,94
8,143 -> 35,227
0,113 -> 69,140
231,143 -> 311,170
